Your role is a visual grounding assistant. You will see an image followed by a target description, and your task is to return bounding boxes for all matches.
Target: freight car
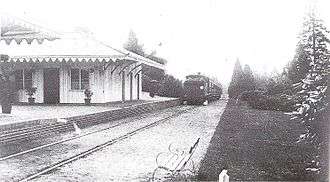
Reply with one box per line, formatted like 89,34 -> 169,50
182,74 -> 222,105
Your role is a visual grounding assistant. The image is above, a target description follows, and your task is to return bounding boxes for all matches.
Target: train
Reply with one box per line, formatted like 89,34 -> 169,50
182,74 -> 222,105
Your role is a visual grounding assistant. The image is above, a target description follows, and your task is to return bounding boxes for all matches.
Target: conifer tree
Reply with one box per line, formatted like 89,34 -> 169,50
0,54 -> 16,114
242,64 -> 256,92
291,10 -> 329,174
228,59 -> 244,99
123,30 -> 145,56
288,43 -> 311,83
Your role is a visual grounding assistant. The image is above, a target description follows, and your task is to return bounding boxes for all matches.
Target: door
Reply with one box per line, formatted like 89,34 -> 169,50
44,68 -> 60,104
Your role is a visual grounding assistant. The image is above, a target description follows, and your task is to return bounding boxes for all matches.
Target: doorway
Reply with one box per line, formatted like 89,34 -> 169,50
43,68 -> 60,104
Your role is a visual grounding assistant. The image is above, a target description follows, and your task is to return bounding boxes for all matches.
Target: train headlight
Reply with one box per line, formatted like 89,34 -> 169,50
200,86 -> 204,89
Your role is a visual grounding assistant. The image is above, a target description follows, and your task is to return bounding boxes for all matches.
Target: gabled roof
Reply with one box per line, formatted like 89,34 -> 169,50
2,33 -> 128,62
109,48 -> 166,70
0,13 -> 59,44
0,14 -> 165,70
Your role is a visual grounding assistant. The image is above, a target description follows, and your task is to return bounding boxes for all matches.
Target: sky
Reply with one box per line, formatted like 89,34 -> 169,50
1,0 -> 330,86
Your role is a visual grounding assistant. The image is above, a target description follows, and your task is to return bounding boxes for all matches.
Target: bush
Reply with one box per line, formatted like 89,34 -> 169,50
25,87 -> 37,98
84,88 -> 93,99
242,90 -> 299,112
240,90 -> 265,102
158,74 -> 183,98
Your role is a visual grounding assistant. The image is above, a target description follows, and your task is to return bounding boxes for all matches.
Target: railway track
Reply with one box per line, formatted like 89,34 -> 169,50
18,106 -> 196,182
0,104 -> 156,145
0,117 -> 140,161
0,106 -> 180,161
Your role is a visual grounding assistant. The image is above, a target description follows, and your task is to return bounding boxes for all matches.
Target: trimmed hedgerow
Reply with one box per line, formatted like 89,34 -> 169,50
240,90 -> 301,112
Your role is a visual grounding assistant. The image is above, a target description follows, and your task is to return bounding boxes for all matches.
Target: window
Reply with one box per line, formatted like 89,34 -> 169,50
81,70 -> 89,90
71,69 -> 80,90
15,70 -> 23,90
15,70 -> 32,90
25,71 -> 32,88
71,69 -> 89,90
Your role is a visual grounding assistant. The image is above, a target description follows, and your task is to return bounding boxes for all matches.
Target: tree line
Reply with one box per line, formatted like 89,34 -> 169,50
227,10 -> 329,179
124,30 -> 183,98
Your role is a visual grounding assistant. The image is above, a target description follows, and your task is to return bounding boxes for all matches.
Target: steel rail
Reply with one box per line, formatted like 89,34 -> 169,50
19,106 -> 196,182
0,108 -> 140,145
0,114 -> 151,161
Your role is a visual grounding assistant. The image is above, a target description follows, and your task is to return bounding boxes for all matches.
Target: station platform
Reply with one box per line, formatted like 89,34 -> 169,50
0,94 -> 180,131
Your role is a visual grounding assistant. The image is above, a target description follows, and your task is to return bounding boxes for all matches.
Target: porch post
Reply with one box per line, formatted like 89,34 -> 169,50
137,73 -> 140,100
130,72 -> 133,101
121,71 -> 125,102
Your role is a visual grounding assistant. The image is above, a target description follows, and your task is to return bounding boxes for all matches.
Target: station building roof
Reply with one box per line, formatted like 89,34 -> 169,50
0,14 -> 164,70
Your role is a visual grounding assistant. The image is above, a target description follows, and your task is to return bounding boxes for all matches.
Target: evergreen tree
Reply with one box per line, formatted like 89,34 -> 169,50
242,64 -> 256,92
266,71 -> 293,95
288,43 -> 311,83
158,74 -> 183,98
291,11 -> 329,175
0,54 -> 16,114
123,30 -> 145,56
123,31 -> 168,95
228,59 -> 244,99
254,72 -> 269,91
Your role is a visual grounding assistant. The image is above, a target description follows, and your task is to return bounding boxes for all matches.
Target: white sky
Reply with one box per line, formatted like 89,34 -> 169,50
1,0 -> 330,86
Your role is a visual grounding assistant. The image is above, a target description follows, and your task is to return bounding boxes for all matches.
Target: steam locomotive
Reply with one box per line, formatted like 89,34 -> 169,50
182,74 -> 222,105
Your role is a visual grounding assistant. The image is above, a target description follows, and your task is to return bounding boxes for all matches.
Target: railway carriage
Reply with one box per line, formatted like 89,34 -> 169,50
182,74 -> 222,105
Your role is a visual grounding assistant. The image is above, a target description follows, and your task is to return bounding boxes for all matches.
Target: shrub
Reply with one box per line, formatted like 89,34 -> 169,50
158,74 -> 183,98
242,90 -> 298,112
240,90 -> 265,102
25,87 -> 37,98
84,88 -> 93,99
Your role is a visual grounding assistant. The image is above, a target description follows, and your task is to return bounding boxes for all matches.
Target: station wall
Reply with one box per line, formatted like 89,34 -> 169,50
16,63 -> 142,104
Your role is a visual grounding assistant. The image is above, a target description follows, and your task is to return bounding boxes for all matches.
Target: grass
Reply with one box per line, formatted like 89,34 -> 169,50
198,99 -> 329,181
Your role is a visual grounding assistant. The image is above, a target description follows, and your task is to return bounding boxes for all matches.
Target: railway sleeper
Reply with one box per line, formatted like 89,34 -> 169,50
0,122 -> 68,138
0,124 -> 73,142
0,123 -> 73,139
0,125 -> 74,145
0,100 -> 180,146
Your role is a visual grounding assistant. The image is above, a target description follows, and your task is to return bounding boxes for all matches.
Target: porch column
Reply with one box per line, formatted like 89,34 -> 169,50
121,71 -> 125,102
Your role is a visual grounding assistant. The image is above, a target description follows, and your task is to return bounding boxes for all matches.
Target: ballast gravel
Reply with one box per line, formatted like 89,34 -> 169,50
2,100 -> 227,182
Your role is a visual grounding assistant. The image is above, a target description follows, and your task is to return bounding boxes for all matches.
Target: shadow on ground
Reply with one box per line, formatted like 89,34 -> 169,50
198,99 -> 329,181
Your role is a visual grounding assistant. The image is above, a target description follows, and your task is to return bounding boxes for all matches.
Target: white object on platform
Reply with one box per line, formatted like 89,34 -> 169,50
219,169 -> 229,182
203,100 -> 208,106
73,122 -> 82,135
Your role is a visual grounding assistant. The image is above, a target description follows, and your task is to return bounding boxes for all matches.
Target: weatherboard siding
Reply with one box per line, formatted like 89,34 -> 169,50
15,64 -> 141,104
17,69 -> 44,103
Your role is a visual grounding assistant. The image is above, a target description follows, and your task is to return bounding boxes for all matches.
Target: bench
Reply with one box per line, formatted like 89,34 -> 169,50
152,138 -> 200,181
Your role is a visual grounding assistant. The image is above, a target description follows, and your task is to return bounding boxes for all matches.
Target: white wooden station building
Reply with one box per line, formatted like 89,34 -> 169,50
0,15 -> 164,104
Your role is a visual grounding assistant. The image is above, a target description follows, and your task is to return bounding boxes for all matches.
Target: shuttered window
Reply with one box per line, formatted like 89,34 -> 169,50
81,70 -> 89,90
24,70 -> 33,89
70,69 -> 89,90
15,70 -> 32,90
15,70 -> 23,90
71,69 -> 80,90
